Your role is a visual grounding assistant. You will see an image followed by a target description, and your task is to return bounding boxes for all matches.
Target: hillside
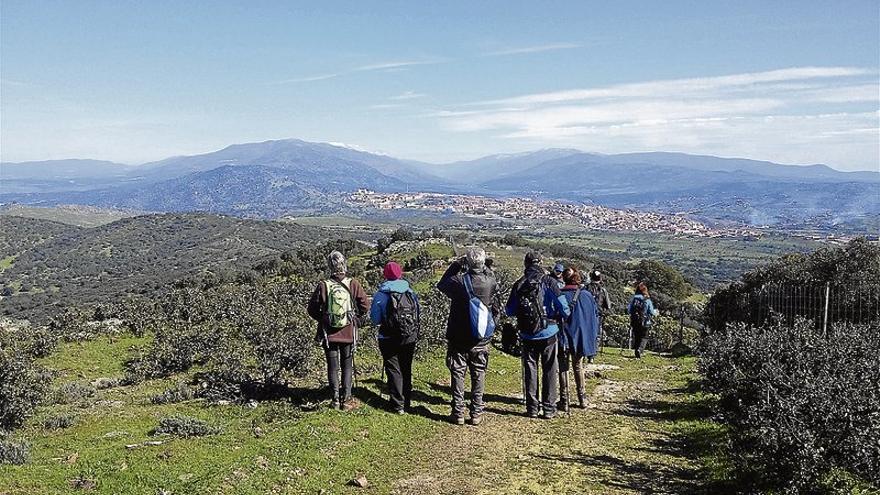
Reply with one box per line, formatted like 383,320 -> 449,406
3,139 -> 877,228
0,213 -> 329,320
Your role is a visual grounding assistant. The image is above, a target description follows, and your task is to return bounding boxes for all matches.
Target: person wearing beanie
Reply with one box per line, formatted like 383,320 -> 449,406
370,261 -> 420,414
552,262 -> 566,289
506,251 -> 570,419
437,247 -> 499,426
307,250 -> 370,410
558,268 -> 600,409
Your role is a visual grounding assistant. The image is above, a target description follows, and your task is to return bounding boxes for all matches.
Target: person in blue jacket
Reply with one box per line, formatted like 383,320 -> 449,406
628,282 -> 658,358
558,268 -> 600,409
370,261 -> 420,414
506,252 -> 570,419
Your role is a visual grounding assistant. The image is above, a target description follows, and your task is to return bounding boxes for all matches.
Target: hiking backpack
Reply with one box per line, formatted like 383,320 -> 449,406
383,290 -> 420,342
464,274 -> 496,340
630,296 -> 649,329
324,278 -> 355,329
515,276 -> 547,335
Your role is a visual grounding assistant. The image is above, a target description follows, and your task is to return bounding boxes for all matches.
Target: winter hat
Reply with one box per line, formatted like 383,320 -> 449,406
553,262 -> 565,274
524,251 -> 542,266
383,261 -> 403,281
327,251 -> 347,275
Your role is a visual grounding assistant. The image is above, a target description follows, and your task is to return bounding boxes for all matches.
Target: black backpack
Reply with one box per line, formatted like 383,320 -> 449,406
515,276 -> 547,335
630,296 -> 648,329
383,290 -> 420,342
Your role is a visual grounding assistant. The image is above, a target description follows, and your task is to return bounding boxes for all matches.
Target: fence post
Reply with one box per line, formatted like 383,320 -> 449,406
822,282 -> 831,336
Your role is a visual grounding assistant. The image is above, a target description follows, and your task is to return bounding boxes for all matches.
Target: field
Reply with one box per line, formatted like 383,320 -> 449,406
0,336 -> 728,495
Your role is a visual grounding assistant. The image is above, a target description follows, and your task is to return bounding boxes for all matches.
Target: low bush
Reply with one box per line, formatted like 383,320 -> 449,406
53,382 -> 96,406
151,415 -> 221,438
43,414 -> 77,430
150,382 -> 198,405
0,432 -> 30,465
0,347 -> 50,430
700,319 -> 880,492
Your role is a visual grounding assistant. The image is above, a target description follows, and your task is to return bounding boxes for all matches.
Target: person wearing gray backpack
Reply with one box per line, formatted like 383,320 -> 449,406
308,251 -> 370,410
437,247 -> 499,426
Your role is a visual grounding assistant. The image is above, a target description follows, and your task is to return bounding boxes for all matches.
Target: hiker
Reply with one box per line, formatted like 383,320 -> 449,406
628,282 -> 658,359
551,262 -> 566,289
558,268 -> 600,409
308,251 -> 370,410
370,261 -> 420,414
437,247 -> 499,426
586,270 -> 612,362
506,252 -> 570,419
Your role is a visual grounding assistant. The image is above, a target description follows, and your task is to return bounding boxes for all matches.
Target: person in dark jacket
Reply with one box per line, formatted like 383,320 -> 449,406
558,269 -> 600,409
628,282 -> 658,359
437,247 -> 499,426
506,252 -> 570,419
370,261 -> 420,414
307,251 -> 370,410
586,270 -> 612,362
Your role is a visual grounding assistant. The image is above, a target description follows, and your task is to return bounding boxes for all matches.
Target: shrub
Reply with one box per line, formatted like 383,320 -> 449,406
53,382 -> 96,405
0,432 -> 30,465
150,382 -> 198,405
0,348 -> 50,430
700,319 -> 880,492
43,414 -> 76,430
151,415 -> 220,437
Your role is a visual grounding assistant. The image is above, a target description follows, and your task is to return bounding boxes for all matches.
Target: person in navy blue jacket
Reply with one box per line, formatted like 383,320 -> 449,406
558,268 -> 600,409
370,261 -> 420,414
506,252 -> 570,419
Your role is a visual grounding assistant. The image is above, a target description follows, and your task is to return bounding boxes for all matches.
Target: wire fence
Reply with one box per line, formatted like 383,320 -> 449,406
736,282 -> 879,332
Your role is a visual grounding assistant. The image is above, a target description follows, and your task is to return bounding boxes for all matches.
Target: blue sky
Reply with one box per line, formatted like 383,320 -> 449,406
1,1 -> 878,170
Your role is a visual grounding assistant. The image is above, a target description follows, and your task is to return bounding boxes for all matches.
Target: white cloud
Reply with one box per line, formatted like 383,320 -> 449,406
277,58 -> 444,84
483,42 -> 581,56
390,91 -> 426,101
437,67 -> 880,170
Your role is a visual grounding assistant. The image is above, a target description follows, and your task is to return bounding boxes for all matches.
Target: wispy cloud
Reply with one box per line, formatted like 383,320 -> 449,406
484,42 -> 581,56
276,58 -> 444,84
436,66 -> 879,168
390,91 -> 426,101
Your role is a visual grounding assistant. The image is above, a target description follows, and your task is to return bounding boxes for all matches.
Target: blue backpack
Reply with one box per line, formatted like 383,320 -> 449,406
463,274 -> 496,340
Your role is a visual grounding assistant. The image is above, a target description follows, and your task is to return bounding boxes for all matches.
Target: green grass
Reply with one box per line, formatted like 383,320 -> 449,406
1,334 -> 735,494
0,255 -> 16,272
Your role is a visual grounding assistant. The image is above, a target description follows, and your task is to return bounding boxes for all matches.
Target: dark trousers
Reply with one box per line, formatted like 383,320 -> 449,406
522,335 -> 558,415
632,325 -> 648,356
324,342 -> 353,402
379,338 -> 415,411
446,343 -> 489,418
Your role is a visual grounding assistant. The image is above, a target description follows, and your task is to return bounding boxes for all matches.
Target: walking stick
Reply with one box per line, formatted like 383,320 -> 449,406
565,363 -> 572,418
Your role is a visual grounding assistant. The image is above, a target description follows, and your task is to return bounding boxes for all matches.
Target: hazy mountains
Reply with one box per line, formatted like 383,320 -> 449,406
1,138 -> 877,229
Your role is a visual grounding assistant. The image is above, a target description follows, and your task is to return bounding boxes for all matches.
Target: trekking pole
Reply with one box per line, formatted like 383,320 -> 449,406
566,364 -> 572,418
520,351 -> 527,406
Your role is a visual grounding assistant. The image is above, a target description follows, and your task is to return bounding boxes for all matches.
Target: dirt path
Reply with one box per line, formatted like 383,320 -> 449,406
389,356 -> 706,495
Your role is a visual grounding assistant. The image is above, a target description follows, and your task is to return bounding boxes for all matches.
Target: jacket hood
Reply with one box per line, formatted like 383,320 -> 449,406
379,279 -> 411,293
524,265 -> 546,279
562,284 -> 581,291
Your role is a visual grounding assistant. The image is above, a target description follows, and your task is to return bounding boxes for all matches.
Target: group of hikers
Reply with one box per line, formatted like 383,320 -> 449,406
307,248 -> 658,425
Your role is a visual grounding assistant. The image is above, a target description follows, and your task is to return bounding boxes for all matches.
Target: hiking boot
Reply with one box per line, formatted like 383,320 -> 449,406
541,411 -> 557,420
634,350 -> 642,359
587,356 -> 594,364
469,415 -> 482,426
578,394 -> 587,409
450,415 -> 465,425
395,409 -> 405,415
557,401 -> 569,413
342,399 -> 360,412
527,411 -> 539,419
330,399 -> 341,410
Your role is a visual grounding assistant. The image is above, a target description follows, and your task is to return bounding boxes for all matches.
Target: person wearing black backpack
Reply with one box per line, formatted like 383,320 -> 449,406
586,270 -> 612,361
506,252 -> 570,419
370,261 -> 420,414
628,282 -> 657,358
437,247 -> 499,426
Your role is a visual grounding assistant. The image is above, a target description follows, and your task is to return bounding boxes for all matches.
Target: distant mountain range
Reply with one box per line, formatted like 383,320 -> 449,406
2,138 -> 877,230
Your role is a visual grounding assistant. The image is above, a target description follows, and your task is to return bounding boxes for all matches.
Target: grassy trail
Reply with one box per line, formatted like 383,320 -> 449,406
0,338 -> 725,494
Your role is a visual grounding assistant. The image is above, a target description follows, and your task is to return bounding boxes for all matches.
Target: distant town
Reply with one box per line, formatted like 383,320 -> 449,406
349,190 -> 760,238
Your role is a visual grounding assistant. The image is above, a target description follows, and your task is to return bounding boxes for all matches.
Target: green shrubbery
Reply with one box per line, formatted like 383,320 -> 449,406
151,415 -> 221,437
0,431 -> 30,465
0,326 -> 52,431
700,319 -> 880,492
